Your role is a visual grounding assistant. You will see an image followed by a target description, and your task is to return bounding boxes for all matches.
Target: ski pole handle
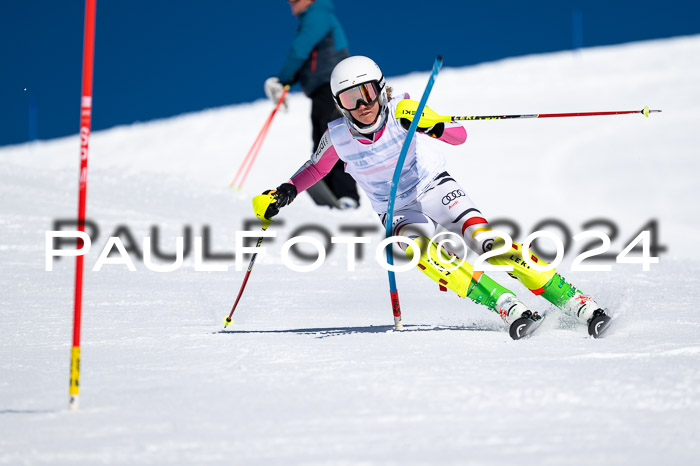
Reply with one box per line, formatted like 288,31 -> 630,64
395,100 -> 451,128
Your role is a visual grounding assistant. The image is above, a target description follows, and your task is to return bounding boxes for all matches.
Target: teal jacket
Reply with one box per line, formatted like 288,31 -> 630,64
278,0 -> 349,97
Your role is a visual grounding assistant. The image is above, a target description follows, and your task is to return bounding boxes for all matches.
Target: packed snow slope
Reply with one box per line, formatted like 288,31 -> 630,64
1,36 -> 699,465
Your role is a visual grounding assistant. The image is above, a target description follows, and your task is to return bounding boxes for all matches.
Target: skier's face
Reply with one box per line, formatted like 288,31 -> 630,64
350,100 -> 380,126
289,0 -> 313,16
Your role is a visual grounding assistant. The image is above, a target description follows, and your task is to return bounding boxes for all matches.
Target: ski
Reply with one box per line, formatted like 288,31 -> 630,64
509,311 -> 544,340
588,309 -> 612,338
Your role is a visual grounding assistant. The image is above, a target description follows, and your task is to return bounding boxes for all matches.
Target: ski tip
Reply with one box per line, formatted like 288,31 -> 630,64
509,313 -> 544,340
588,313 -> 612,338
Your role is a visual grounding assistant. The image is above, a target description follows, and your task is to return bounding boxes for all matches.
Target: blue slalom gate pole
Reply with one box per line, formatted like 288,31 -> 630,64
385,56 -> 443,330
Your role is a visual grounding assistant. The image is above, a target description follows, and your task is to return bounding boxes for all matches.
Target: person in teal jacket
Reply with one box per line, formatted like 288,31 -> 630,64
264,0 -> 360,209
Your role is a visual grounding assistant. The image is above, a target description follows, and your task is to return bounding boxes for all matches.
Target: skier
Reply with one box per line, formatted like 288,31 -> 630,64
254,55 -> 612,339
264,0 -> 360,210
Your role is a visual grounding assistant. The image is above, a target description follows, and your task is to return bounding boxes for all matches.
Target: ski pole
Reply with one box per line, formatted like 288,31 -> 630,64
223,193 -> 278,328
229,85 -> 290,190
236,116 -> 274,190
223,220 -> 271,329
385,56 -> 444,331
395,100 -> 661,127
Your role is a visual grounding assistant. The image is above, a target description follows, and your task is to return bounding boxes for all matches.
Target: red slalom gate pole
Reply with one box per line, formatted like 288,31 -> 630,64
229,85 -> 289,190
70,0 -> 96,411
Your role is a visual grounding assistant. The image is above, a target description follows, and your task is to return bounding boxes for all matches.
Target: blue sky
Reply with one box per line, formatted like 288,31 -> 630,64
2,0 -> 698,146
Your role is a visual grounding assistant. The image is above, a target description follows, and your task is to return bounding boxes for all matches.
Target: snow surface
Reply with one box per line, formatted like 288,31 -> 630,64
2,36 -> 700,465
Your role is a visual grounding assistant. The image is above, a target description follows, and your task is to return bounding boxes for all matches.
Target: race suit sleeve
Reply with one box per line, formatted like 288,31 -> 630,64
288,130 -> 339,192
436,122 -> 467,145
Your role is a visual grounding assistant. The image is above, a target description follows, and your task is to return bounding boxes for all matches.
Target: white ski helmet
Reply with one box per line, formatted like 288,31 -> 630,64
330,56 -> 388,134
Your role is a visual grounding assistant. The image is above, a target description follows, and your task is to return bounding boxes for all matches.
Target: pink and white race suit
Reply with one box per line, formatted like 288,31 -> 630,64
289,94 -> 493,254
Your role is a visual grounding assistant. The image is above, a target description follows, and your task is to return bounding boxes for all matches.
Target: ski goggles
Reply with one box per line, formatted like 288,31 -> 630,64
336,81 -> 381,111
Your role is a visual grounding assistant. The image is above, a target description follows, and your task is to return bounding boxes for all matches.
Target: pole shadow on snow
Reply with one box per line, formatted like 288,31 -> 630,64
217,324 -> 497,339
0,409 -> 59,415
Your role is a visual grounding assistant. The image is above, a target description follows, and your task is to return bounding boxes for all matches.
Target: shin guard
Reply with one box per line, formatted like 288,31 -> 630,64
487,241 -> 555,292
406,237 -> 473,297
406,237 -> 531,323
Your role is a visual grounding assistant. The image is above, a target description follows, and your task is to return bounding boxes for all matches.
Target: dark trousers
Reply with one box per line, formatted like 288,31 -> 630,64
310,84 -> 359,202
